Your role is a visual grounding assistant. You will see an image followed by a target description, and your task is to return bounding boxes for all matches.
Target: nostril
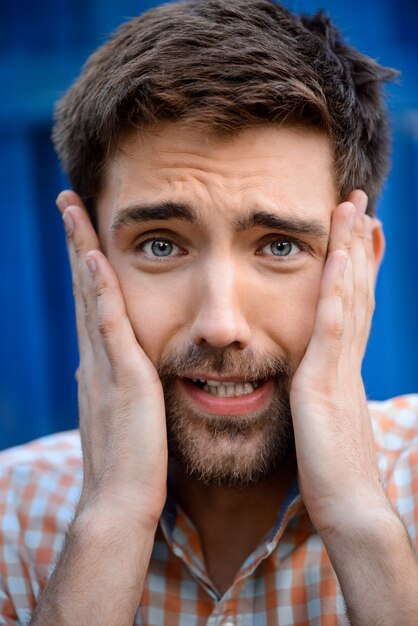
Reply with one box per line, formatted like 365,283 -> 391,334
190,305 -> 252,349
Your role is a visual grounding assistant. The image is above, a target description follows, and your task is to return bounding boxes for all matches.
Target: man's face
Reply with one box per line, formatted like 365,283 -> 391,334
97,123 -> 337,485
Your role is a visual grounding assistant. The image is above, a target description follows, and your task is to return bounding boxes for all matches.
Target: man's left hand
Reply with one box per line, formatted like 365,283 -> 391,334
290,190 -> 387,538
289,191 -> 418,624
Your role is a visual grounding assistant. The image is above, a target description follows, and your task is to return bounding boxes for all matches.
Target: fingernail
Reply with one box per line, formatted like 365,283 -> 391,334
56,192 -> 70,212
85,255 -> 97,274
62,210 -> 74,236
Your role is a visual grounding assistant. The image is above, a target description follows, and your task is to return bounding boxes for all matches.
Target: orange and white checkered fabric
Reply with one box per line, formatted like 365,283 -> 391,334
1,395 -> 417,625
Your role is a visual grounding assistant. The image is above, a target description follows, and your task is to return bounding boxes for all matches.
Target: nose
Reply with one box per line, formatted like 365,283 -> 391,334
189,258 -> 252,349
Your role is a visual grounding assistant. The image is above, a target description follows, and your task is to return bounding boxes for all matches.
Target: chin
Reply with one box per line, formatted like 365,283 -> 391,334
166,397 -> 295,487
159,348 -> 296,486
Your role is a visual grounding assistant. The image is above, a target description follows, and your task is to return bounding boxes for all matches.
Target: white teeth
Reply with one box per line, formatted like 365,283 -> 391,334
235,383 -> 245,396
201,381 -> 260,397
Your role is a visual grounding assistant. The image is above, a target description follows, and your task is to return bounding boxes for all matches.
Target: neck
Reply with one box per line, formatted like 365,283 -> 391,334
168,455 -> 297,595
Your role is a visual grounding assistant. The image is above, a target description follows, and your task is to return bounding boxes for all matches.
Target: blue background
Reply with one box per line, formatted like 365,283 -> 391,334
0,0 -> 417,451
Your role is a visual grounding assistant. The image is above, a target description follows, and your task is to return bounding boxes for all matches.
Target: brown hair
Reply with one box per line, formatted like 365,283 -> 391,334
52,0 -> 398,223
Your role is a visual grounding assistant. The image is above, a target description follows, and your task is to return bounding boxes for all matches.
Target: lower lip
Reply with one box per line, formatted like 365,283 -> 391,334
179,378 -> 274,416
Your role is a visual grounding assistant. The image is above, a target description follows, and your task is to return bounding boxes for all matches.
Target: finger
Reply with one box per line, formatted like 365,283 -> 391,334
56,189 -> 86,215
327,201 -> 355,256
56,190 -> 99,282
351,213 -> 376,357
346,192 -> 374,356
346,189 -> 368,215
84,249 -> 158,385
302,250 -> 348,386
56,190 -> 96,352
63,209 -> 130,372
366,217 -> 380,300
62,204 -> 101,362
327,189 -> 367,257
328,191 -> 369,354
327,201 -> 355,336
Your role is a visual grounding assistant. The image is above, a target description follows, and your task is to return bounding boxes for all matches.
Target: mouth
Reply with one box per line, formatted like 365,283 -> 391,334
178,375 -> 273,416
189,377 -> 262,397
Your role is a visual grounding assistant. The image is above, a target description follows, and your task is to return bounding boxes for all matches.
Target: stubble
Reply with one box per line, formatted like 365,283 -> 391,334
158,345 -> 296,487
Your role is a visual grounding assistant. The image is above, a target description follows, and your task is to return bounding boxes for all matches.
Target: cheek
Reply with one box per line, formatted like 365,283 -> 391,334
115,268 -> 192,363
248,270 -> 321,364
111,256 -> 323,367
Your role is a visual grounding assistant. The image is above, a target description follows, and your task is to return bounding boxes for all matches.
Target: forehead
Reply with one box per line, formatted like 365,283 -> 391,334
97,123 -> 338,227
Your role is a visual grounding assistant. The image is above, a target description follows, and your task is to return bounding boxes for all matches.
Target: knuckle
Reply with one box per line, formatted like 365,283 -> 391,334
73,237 -> 84,257
341,234 -> 352,252
82,291 -> 89,313
97,313 -> 117,337
95,281 -> 108,299
81,291 -> 91,320
328,320 -> 344,341
96,284 -> 121,338
323,299 -> 344,341
332,279 -> 344,299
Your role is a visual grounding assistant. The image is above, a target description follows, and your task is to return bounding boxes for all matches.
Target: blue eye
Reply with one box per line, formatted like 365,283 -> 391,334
261,240 -> 301,257
141,238 -> 180,257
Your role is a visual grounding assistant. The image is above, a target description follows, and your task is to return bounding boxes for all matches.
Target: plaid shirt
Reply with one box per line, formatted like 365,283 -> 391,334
1,395 -> 417,625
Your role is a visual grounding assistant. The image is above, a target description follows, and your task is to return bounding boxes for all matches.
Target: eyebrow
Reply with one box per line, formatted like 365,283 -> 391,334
110,201 -> 328,240
111,201 -> 196,233
235,211 -> 328,239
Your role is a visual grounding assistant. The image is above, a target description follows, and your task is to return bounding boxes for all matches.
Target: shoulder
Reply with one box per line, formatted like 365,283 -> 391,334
368,395 -> 418,543
0,432 -> 82,622
368,394 -> 418,453
0,429 -> 82,471
0,429 -> 82,526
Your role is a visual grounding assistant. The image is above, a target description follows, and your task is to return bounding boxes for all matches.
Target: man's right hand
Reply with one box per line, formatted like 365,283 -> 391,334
57,190 -> 168,527
29,191 -> 167,625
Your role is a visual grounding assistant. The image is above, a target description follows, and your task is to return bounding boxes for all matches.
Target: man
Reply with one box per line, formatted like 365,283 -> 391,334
1,0 -> 417,624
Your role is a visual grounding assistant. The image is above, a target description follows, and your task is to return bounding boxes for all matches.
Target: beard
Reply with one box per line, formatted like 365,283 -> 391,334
157,344 -> 295,487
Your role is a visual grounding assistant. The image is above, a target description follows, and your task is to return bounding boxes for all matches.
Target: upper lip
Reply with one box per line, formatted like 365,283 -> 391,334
182,374 -> 262,383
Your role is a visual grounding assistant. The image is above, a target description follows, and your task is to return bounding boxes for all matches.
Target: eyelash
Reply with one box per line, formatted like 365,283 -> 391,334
138,238 -> 183,259
255,236 -> 306,259
132,232 -> 186,262
133,234 -> 308,261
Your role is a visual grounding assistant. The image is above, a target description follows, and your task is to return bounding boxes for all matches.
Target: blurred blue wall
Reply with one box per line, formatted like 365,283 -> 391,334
0,0 -> 417,451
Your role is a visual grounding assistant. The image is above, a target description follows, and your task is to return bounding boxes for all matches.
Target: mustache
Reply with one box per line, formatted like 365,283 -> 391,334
157,343 -> 293,381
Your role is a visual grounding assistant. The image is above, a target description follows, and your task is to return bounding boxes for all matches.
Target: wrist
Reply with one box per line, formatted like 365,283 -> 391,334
74,495 -> 162,539
77,481 -> 166,531
31,486 -> 160,625
322,502 -> 418,623
322,496 -> 401,545
313,485 -> 394,542
320,497 -> 417,587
